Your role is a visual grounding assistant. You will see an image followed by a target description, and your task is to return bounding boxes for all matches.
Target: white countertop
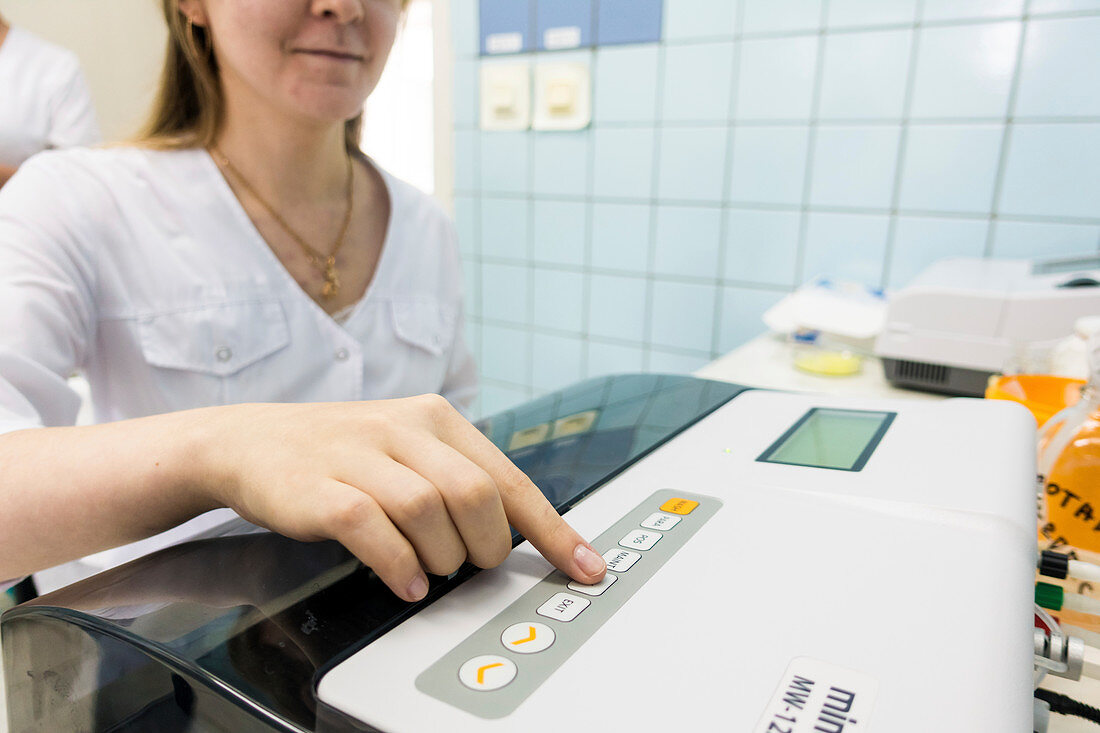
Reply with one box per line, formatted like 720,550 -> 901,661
3,335 -> 1097,731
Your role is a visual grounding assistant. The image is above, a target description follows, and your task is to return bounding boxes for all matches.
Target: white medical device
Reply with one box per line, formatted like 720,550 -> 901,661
2,377 -> 1037,733
320,389 -> 1036,732
876,255 -> 1100,396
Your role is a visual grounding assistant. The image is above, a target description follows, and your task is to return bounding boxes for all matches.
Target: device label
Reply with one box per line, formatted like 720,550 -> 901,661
486,32 -> 523,54
544,26 -> 582,50
754,657 -> 878,733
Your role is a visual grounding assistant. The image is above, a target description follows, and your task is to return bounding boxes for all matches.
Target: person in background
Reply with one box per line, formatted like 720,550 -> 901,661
0,0 -> 605,603
0,11 -> 100,188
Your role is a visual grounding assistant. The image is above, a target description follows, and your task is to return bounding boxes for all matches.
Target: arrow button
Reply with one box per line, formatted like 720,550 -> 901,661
501,622 -> 555,654
459,655 -> 517,691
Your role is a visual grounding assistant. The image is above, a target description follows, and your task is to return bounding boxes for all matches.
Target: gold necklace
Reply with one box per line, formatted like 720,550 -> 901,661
211,147 -> 354,300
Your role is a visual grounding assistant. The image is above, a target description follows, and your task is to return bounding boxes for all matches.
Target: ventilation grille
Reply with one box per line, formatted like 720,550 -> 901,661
895,359 -> 949,385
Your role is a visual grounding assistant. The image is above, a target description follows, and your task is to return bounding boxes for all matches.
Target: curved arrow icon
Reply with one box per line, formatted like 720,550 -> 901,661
510,626 -> 538,645
476,662 -> 504,685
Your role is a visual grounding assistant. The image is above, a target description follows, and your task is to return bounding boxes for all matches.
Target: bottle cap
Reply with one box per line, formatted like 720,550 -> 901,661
1035,582 -> 1064,611
1074,316 -> 1100,340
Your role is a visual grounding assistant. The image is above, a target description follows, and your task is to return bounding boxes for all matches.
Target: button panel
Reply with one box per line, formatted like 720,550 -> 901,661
603,548 -> 641,573
536,592 -> 590,622
619,528 -> 661,551
641,512 -> 681,531
567,572 -> 617,596
416,490 -> 720,719
458,655 -> 517,691
501,622 -> 555,654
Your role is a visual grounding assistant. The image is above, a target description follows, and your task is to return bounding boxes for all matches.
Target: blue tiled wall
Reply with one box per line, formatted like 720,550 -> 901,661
453,0 -> 1100,418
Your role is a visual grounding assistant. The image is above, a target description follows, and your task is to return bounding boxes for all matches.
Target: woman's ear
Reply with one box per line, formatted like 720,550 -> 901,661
178,0 -> 209,27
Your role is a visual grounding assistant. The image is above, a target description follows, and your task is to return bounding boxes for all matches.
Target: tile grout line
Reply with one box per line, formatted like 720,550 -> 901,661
580,47 -> 599,381
465,7 -> 1100,59
791,0 -> 831,288
709,1 -> 746,361
641,41 -> 668,374
525,98 -> 537,397
878,0 -> 926,291
466,190 -> 1100,227
983,0 -> 1034,258
456,114 -> 1100,133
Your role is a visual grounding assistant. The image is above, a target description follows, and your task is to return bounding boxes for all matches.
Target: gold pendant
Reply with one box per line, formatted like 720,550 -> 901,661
321,257 -> 339,299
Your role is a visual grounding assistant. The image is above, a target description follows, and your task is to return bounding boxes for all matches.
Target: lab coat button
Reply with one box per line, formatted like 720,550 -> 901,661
215,347 -> 232,362
334,347 -> 350,361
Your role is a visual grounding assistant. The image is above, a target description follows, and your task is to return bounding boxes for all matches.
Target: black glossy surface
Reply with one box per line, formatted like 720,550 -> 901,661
2,374 -> 745,732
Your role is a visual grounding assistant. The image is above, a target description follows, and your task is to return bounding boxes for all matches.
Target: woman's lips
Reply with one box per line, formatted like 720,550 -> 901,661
295,49 -> 364,61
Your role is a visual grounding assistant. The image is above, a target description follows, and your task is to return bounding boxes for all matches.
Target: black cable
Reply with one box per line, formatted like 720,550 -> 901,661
1035,688 -> 1100,725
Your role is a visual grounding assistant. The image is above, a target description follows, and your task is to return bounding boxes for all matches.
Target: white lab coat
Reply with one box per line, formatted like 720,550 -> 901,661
0,146 -> 477,592
0,26 -> 100,168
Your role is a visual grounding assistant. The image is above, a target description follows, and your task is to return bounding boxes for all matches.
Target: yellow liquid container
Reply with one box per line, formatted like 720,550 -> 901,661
1038,383 -> 1100,553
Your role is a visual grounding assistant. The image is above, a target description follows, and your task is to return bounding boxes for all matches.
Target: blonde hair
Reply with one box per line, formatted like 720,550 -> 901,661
138,0 -> 407,151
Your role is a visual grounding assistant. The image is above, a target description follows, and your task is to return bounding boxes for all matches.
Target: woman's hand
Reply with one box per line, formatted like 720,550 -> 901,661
196,394 -> 607,601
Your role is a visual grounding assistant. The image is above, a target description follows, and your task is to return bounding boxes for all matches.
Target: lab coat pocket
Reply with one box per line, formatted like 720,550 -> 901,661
390,300 -> 457,357
138,299 -> 290,377
389,300 -> 458,393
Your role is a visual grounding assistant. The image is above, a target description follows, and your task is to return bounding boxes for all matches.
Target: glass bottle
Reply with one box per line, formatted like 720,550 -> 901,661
1038,332 -> 1100,553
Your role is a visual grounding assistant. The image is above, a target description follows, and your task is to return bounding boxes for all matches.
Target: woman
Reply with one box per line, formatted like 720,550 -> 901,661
0,11 -> 100,187
0,0 -> 605,603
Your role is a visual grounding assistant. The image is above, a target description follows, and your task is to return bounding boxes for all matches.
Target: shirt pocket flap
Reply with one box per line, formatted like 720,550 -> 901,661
391,300 -> 456,356
139,300 -> 290,377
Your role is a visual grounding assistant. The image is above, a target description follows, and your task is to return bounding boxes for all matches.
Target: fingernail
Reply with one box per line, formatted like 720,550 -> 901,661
406,574 -> 429,601
573,543 -> 605,577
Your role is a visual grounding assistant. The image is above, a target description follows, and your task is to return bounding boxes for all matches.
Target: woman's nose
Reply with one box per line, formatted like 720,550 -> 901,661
311,0 -> 365,24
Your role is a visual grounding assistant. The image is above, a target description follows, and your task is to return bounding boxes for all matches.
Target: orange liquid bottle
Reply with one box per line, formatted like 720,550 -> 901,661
1038,335 -> 1100,553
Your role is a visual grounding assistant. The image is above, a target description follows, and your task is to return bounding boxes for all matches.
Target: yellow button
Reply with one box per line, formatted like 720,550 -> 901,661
660,498 -> 699,515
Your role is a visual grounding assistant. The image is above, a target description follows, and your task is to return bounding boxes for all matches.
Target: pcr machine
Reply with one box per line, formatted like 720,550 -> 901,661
876,255 -> 1100,396
2,374 -> 1037,732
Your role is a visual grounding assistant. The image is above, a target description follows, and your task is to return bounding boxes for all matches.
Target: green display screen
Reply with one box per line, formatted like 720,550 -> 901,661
757,408 -> 895,472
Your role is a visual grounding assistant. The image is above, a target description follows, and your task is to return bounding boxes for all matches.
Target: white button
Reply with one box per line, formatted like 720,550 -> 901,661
501,622 -> 555,654
215,346 -> 232,362
602,548 -> 640,573
334,347 -> 350,361
641,512 -> 681,531
458,655 -> 517,691
620,529 -> 662,551
567,572 -> 617,597
536,592 -> 590,623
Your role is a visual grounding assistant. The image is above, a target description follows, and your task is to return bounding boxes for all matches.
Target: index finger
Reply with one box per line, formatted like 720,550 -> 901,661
434,406 -> 606,584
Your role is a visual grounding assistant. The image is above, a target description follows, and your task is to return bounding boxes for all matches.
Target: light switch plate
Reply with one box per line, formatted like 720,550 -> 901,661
532,62 -> 591,131
480,63 -> 532,131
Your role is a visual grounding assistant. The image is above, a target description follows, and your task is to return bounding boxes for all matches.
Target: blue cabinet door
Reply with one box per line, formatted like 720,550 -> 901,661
535,0 -> 594,51
480,0 -> 535,55
596,0 -> 663,46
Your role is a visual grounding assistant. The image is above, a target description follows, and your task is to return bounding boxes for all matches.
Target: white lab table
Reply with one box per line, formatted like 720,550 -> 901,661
2,336 -> 1097,731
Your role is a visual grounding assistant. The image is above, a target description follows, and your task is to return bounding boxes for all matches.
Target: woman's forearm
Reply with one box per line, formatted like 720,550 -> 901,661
0,408 -> 220,580
0,397 -> 606,601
